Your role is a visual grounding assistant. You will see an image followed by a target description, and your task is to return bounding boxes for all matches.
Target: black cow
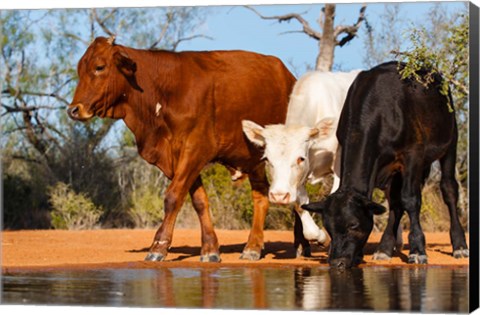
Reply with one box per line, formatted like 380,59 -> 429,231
302,61 -> 469,268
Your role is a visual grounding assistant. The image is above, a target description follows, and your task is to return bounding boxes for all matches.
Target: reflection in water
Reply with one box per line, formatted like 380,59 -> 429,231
1,266 -> 468,312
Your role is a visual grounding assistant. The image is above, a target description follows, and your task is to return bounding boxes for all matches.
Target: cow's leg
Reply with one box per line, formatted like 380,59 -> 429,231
144,184 -> 190,261
145,153 -> 211,262
294,188 -> 313,258
293,207 -> 312,258
373,174 -> 404,260
190,177 -> 221,262
295,185 -> 330,257
240,164 -> 269,261
296,186 -> 329,246
439,140 -> 469,258
293,188 -> 325,257
402,156 -> 428,264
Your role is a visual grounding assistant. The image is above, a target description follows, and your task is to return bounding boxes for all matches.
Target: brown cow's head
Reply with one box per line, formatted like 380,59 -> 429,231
68,36 -> 140,121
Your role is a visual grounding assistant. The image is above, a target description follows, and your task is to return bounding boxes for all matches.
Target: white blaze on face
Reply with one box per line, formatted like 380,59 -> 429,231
242,118 -> 336,205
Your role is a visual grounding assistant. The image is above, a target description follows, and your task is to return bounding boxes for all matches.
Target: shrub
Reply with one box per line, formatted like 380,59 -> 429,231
201,164 -> 253,230
48,182 -> 102,230
2,157 -> 51,229
116,155 -> 169,228
128,185 -> 165,228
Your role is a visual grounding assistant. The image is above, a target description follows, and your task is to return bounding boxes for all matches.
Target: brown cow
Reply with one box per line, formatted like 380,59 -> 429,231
67,36 -> 296,262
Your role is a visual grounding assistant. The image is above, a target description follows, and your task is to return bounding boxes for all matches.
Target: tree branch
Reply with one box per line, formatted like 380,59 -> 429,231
63,33 -> 90,46
245,5 -> 322,41
26,91 -> 70,105
11,154 -> 43,164
449,78 -> 469,96
1,104 -> 65,116
149,11 -> 174,49
2,87 -> 71,106
83,119 -> 116,152
391,49 -> 468,96
334,5 -> 367,47
92,9 -> 116,37
171,34 -> 213,51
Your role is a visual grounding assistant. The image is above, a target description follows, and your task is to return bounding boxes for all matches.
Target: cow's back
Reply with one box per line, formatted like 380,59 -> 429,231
210,51 -> 296,170
285,70 -> 360,127
337,61 -> 456,190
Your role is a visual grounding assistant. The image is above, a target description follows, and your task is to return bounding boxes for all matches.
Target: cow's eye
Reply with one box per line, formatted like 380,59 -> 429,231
349,223 -> 360,230
297,157 -> 306,165
95,65 -> 106,72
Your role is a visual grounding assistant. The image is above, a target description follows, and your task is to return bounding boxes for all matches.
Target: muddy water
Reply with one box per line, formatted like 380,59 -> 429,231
1,266 -> 468,312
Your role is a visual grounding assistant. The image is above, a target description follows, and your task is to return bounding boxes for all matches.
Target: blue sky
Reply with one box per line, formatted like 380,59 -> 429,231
177,2 -> 467,76
2,0 -> 469,77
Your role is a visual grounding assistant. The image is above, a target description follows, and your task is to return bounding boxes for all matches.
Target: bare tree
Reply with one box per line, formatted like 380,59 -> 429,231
1,7 -> 210,228
246,4 -> 367,71
362,4 -> 404,68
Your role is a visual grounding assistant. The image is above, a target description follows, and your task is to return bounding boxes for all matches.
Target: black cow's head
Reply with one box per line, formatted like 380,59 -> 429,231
302,190 -> 386,269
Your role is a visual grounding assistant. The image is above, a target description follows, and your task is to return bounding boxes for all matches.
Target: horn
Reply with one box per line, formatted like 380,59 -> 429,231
107,35 -> 116,45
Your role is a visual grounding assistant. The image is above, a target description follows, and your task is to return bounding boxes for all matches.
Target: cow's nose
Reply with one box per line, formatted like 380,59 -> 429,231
330,257 -> 350,269
67,105 -> 80,119
269,192 -> 290,204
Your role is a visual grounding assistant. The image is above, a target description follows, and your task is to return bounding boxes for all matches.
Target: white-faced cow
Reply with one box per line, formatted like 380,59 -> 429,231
68,36 -> 297,262
303,61 -> 469,268
243,70 -> 359,255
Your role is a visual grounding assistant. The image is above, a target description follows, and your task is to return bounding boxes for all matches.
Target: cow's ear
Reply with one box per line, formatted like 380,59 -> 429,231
311,117 -> 336,140
114,51 -> 137,77
301,201 -> 326,214
242,120 -> 266,147
364,200 -> 386,216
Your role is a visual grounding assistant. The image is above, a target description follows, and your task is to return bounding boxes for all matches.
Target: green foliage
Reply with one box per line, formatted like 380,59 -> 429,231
2,174 -> 43,230
2,136 -> 51,229
115,153 -> 170,228
201,164 -> 253,230
395,12 -> 469,113
128,186 -> 165,228
48,182 -> 102,230
397,29 -> 438,82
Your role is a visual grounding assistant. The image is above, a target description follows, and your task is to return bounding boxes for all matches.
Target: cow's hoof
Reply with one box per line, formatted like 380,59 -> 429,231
408,254 -> 428,264
453,248 -> 469,259
394,246 -> 403,255
145,252 -> 165,261
372,251 -> 391,261
200,253 -> 221,263
240,249 -> 261,261
296,246 -> 312,258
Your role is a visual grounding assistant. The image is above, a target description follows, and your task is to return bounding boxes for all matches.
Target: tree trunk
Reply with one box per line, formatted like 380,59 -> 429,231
316,4 -> 336,72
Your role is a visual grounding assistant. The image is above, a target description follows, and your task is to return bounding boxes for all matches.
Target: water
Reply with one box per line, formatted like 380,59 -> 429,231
1,266 -> 469,312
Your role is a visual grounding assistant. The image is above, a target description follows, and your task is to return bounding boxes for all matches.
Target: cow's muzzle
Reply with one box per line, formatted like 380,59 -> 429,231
269,192 -> 291,204
67,103 -> 93,121
329,257 -> 352,269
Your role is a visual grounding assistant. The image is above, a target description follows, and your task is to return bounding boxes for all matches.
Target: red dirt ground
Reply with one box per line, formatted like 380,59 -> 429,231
1,229 -> 469,272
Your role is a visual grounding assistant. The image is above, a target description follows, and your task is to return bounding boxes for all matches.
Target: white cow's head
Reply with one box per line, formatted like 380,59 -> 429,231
242,118 -> 336,205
